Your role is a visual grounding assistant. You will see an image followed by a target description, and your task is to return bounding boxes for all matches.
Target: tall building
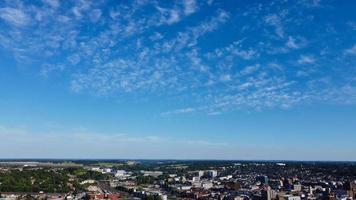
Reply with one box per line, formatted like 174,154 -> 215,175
347,181 -> 356,199
207,170 -> 217,178
308,185 -> 313,195
257,175 -> 269,185
198,170 -> 204,178
262,186 -> 276,200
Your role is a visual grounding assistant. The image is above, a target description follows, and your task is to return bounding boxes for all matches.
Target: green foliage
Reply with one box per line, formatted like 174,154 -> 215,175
64,168 -> 112,181
136,175 -> 157,185
0,167 -> 115,193
146,194 -> 163,200
0,169 -> 71,193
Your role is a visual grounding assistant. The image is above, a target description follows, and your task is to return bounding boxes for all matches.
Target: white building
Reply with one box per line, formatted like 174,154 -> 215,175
284,195 -> 301,200
219,175 -> 233,180
198,170 -> 204,177
115,170 -> 126,177
80,179 -> 95,185
202,181 -> 213,189
103,168 -> 112,173
192,176 -> 200,182
207,170 -> 217,178
141,170 -> 163,177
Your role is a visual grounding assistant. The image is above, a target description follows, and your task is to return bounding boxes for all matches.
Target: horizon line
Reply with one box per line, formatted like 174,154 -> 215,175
0,158 -> 355,163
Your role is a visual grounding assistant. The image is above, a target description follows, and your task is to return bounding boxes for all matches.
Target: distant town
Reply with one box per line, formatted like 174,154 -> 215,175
0,160 -> 355,200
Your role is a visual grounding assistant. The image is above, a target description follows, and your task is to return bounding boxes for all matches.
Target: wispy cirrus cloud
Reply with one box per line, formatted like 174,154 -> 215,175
183,0 -> 198,15
285,36 -> 307,49
161,107 -> 197,116
155,6 -> 181,25
344,44 -> 356,56
264,14 -> 285,38
70,9 -> 229,95
240,64 -> 260,76
298,55 -> 316,64
0,7 -> 29,26
0,0 -> 355,116
0,125 -> 229,158
42,0 -> 60,8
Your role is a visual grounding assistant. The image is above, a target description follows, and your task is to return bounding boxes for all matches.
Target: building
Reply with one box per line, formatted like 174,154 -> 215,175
257,176 -> 269,185
220,175 -> 233,180
198,170 -> 204,178
202,181 -> 213,189
279,195 -> 301,200
262,186 -> 276,200
192,176 -> 200,182
103,168 -> 112,173
115,170 -> 126,177
88,193 -> 120,200
224,182 -> 241,190
80,179 -> 96,185
347,181 -> 356,199
292,183 -> 302,192
207,170 -> 217,178
141,171 -> 163,177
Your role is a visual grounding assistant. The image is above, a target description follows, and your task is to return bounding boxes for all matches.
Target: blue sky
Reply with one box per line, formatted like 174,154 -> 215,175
0,0 -> 356,160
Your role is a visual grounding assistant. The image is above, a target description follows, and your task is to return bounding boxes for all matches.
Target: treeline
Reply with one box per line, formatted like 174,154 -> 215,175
0,168 -> 113,193
65,168 -> 112,181
0,169 -> 70,193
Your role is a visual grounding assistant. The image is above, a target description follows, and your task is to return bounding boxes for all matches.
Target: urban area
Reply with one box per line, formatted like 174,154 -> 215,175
0,160 -> 355,200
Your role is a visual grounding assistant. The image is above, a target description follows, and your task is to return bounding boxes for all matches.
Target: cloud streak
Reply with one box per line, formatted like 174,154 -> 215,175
0,125 -> 229,158
0,7 -> 29,26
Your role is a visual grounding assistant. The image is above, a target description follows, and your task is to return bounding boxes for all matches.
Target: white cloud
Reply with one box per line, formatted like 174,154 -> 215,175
149,32 -> 164,41
301,0 -> 322,8
0,0 -> 355,116
264,14 -> 284,38
296,70 -> 310,77
233,49 -> 256,60
347,21 -> 356,31
298,55 -> 316,64
89,9 -> 102,23
286,36 -> 298,49
220,74 -> 231,82
0,125 -> 229,158
71,0 -> 91,19
268,62 -> 283,70
67,54 -> 81,65
207,0 -> 214,6
344,44 -> 356,56
162,9 -> 229,51
156,6 -> 181,25
286,36 -> 307,50
161,107 -> 196,115
168,9 -> 180,24
42,0 -> 60,8
212,40 -> 257,60
183,0 -> 198,15
40,64 -> 65,77
0,7 -> 29,27
185,140 -> 228,146
240,64 -> 260,75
